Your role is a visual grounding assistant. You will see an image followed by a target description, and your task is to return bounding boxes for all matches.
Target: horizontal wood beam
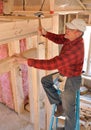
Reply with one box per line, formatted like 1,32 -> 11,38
0,48 -> 37,75
0,57 -> 12,75
0,17 -> 52,44
0,20 -> 38,44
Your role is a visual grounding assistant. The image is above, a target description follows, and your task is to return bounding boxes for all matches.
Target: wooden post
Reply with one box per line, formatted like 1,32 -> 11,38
3,0 -> 14,15
25,36 -> 40,129
8,40 -> 25,113
86,34 -> 91,75
28,67 -> 40,130
45,14 -> 60,130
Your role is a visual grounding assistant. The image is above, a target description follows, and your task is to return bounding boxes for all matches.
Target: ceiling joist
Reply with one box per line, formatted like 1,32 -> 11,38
76,0 -> 87,10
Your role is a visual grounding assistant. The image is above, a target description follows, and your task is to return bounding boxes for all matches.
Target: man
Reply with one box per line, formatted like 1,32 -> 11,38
13,19 -> 86,130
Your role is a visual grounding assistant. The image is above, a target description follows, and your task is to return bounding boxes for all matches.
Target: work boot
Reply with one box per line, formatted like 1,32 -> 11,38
54,104 -> 64,117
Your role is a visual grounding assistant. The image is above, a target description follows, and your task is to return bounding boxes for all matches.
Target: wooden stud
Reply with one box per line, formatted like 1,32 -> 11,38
86,34 -> 91,74
28,67 -> 40,130
8,40 -> 24,113
76,0 -> 87,10
46,14 -> 59,130
3,0 -> 14,15
0,47 -> 37,75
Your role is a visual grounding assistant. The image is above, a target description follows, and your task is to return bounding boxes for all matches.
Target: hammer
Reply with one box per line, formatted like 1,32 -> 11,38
34,11 -> 44,29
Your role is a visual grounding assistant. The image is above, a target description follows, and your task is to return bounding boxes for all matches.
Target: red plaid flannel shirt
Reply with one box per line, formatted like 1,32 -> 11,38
28,32 -> 84,77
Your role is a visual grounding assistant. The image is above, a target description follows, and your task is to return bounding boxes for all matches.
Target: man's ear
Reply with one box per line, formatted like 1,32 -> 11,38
76,30 -> 83,37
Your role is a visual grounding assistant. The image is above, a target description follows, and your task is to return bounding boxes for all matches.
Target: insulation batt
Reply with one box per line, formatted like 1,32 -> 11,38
0,44 -> 14,109
0,39 -> 29,111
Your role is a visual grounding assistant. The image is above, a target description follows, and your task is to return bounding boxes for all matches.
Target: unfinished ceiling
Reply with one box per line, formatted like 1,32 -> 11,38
2,0 -> 91,16
14,0 -> 50,11
81,0 -> 91,10
54,0 -> 91,11
13,0 -> 91,11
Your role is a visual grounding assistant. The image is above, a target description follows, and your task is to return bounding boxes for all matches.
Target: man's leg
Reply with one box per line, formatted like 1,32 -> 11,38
62,76 -> 81,130
41,72 -> 62,105
62,90 -> 76,130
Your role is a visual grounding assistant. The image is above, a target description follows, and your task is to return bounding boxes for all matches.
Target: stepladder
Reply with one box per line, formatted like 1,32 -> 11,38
49,75 -> 80,130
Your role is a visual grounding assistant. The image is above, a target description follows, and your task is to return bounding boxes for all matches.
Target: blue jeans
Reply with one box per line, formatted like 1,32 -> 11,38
41,72 -> 81,130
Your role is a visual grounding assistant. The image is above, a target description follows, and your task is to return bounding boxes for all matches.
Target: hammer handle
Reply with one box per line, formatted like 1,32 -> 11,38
39,17 -> 42,28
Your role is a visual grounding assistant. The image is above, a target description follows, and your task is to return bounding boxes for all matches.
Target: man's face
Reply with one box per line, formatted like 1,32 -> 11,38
64,27 -> 82,41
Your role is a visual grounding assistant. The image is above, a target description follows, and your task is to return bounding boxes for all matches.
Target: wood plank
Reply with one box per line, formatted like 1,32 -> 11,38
0,17 -> 52,44
0,56 -> 13,75
46,14 -> 59,130
86,34 -> 91,74
76,0 -> 87,10
22,48 -> 37,58
8,40 -> 24,113
80,95 -> 91,104
25,36 -> 40,129
14,0 -> 50,11
37,35 -> 47,130
0,20 -> 38,44
28,67 -> 40,130
26,36 -> 37,49
3,0 -> 14,15
10,66 -> 24,113
0,48 -> 37,75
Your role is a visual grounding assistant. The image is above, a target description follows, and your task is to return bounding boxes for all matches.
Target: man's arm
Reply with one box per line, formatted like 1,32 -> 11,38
39,28 -> 67,44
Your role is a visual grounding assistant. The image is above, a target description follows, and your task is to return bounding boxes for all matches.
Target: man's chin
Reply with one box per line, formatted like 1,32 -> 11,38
64,35 -> 70,40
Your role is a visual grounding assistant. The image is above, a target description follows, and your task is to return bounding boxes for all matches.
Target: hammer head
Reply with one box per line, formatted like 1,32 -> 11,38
34,11 -> 44,17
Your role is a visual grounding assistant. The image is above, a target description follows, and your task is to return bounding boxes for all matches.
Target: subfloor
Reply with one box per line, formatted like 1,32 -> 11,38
0,103 -> 33,130
0,103 -> 87,130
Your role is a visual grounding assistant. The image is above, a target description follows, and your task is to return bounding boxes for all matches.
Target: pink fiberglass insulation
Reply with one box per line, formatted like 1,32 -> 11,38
0,39 -> 29,110
20,39 -> 29,104
0,44 -> 14,109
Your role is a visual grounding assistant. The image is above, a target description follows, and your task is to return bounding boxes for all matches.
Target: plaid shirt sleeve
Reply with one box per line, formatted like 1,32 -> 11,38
45,32 -> 67,44
28,56 -> 60,70
27,34 -> 84,76
27,33 -> 67,70
27,44 -> 82,71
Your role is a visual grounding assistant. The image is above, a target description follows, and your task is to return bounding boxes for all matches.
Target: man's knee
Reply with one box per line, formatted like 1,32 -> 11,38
41,76 -> 47,84
41,74 -> 53,89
